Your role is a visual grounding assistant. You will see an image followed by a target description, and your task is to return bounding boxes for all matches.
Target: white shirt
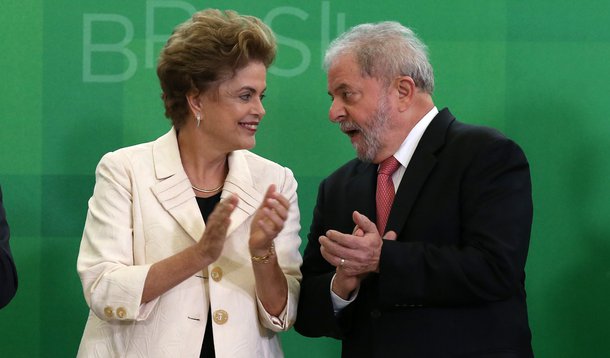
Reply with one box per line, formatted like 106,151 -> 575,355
331,106 -> 439,313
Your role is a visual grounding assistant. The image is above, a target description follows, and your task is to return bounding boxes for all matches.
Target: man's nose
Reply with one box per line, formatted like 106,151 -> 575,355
329,99 -> 346,123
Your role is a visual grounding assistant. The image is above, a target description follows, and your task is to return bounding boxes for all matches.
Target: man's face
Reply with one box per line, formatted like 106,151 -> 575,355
327,54 -> 392,162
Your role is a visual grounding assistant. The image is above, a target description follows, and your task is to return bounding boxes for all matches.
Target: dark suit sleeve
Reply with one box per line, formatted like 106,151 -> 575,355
379,137 -> 533,306
294,179 -> 345,338
0,186 -> 18,309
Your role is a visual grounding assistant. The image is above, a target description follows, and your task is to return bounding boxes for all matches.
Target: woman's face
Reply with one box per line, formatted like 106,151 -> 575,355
199,61 -> 267,153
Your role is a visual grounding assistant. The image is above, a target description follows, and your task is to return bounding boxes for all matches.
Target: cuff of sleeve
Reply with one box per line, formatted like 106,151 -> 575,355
90,264 -> 155,321
256,296 -> 288,330
330,273 -> 359,314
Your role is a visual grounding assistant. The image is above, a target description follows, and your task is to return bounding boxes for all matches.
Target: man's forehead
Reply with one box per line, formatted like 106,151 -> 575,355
328,54 -> 359,73
327,59 -> 362,89
327,67 -> 379,94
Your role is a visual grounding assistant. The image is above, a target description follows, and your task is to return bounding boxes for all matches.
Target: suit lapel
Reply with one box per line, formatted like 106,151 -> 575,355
151,128 -> 204,242
150,132 -> 262,241
386,109 -> 455,238
347,161 -> 378,222
221,150 -> 262,237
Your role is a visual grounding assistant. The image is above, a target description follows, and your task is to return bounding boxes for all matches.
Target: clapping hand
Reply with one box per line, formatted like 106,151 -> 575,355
196,194 -> 238,264
249,185 -> 290,256
319,211 -> 397,299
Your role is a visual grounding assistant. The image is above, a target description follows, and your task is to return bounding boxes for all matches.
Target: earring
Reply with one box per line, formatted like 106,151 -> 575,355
196,113 -> 201,128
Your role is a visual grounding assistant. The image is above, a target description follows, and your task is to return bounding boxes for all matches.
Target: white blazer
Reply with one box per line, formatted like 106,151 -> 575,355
77,128 -> 302,358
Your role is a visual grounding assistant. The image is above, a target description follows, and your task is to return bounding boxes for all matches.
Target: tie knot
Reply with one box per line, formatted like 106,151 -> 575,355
378,156 -> 401,176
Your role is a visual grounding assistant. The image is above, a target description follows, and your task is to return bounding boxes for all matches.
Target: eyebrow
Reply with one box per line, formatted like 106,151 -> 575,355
239,86 -> 266,94
328,83 -> 350,96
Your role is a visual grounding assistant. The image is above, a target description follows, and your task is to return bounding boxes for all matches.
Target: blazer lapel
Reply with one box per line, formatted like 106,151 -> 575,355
151,128 -> 204,242
386,109 -> 455,238
347,161 -> 378,222
221,150 -> 263,237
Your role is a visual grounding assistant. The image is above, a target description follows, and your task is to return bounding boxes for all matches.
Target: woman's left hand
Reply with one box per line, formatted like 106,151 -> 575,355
249,185 -> 290,256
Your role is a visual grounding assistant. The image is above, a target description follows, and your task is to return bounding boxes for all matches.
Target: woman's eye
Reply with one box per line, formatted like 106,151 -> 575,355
239,93 -> 252,101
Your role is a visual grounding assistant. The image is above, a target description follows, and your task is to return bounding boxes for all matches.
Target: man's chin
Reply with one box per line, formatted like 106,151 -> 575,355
354,145 -> 375,163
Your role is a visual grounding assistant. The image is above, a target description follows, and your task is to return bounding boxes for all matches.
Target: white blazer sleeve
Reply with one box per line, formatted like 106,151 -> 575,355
255,166 -> 302,331
77,151 -> 158,322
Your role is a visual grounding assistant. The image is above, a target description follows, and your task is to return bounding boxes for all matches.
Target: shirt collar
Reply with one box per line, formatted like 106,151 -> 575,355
392,106 -> 438,168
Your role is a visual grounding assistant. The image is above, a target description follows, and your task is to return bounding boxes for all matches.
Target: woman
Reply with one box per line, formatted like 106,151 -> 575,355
77,9 -> 302,357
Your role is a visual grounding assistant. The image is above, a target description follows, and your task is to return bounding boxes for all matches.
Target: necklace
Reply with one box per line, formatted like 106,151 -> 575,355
191,183 -> 223,193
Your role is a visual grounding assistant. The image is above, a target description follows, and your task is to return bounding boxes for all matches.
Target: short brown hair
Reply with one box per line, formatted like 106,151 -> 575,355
157,9 -> 276,128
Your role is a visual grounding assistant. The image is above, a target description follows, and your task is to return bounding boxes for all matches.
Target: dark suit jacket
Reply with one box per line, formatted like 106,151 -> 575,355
0,185 -> 17,309
295,109 -> 533,357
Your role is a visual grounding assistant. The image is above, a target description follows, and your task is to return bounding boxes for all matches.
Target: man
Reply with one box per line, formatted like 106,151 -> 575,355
295,21 -> 533,357
0,185 -> 17,309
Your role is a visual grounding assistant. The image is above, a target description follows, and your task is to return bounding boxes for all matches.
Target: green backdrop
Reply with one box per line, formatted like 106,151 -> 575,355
1,1 -> 609,357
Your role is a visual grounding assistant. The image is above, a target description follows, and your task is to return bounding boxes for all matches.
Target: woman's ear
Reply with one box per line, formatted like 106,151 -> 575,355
186,91 -> 203,117
396,76 -> 416,112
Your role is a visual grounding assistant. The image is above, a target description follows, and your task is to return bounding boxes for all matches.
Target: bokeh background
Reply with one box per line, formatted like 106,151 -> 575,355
1,0 -> 609,356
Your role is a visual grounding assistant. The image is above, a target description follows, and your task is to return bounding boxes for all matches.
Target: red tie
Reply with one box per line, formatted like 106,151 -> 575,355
376,156 -> 401,235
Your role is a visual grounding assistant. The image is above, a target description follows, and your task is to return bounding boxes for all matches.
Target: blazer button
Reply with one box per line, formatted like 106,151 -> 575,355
213,309 -> 229,325
116,307 -> 127,319
210,267 -> 223,282
370,309 -> 381,319
103,306 -> 113,318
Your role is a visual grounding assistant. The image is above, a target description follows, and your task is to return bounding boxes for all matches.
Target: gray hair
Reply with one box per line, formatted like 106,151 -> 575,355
324,21 -> 434,94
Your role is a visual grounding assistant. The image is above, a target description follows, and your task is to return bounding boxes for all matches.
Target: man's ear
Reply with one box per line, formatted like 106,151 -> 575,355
396,76 -> 416,112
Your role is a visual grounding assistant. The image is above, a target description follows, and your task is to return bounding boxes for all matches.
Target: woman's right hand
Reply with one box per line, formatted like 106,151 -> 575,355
195,194 -> 238,265
141,195 -> 238,304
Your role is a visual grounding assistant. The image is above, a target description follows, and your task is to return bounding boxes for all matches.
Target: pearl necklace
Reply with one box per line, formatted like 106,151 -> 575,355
191,183 -> 223,193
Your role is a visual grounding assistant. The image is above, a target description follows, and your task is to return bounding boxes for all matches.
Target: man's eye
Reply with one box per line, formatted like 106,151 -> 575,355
343,91 -> 353,98
260,94 -> 266,101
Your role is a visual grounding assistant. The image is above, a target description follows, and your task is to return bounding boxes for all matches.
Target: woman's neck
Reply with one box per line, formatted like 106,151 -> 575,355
178,126 -> 229,198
